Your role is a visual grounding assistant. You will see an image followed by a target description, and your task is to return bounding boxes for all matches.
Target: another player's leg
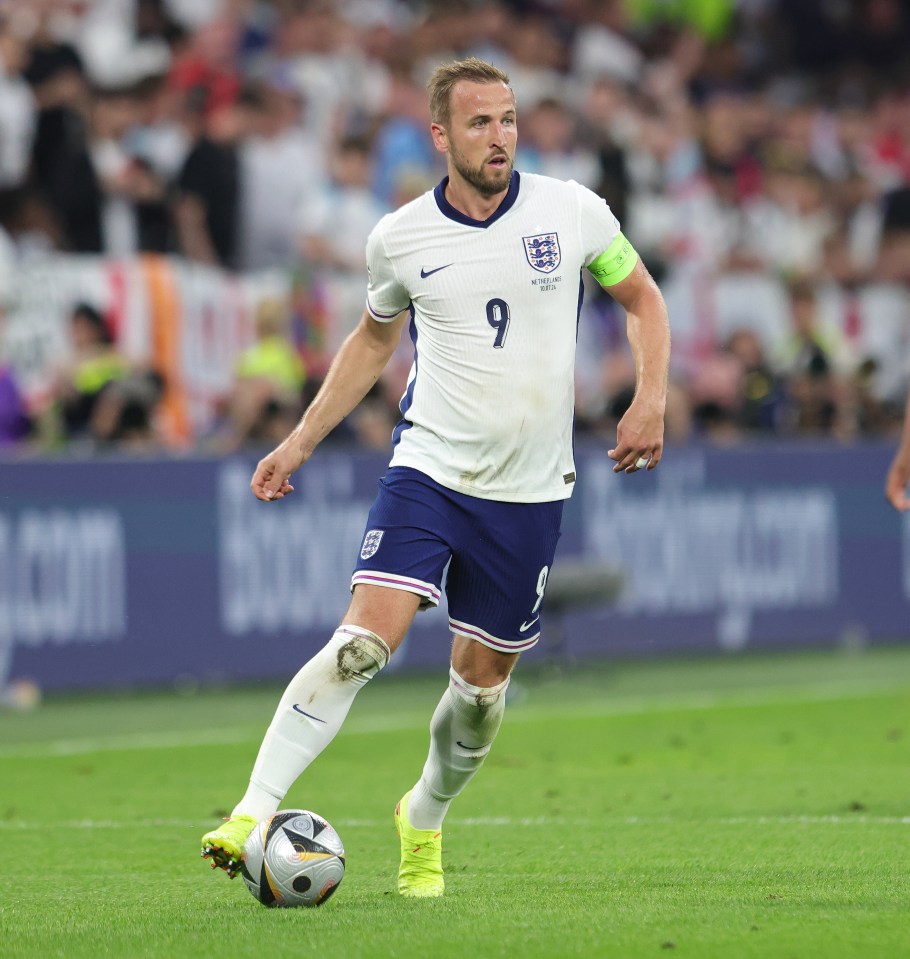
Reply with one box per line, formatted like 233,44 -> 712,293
202,585 -> 418,876
396,638 -> 516,897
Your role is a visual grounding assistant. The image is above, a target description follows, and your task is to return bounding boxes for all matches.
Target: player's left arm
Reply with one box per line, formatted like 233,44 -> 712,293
594,252 -> 670,474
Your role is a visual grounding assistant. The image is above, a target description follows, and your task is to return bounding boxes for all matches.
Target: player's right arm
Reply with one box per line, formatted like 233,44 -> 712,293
250,308 -> 407,502
886,385 -> 910,511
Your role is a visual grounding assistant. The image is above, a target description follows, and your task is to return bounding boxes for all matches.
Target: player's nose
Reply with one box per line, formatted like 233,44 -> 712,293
489,121 -> 510,145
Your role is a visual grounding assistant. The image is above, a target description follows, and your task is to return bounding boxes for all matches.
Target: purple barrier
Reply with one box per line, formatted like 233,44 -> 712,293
560,443 -> 907,658
2,443 -> 907,692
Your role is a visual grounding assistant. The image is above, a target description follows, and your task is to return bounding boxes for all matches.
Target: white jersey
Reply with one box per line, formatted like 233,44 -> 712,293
366,171 -> 622,503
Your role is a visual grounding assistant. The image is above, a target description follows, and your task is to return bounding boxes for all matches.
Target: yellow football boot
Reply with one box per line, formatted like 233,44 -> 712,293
394,790 -> 444,897
200,814 -> 258,878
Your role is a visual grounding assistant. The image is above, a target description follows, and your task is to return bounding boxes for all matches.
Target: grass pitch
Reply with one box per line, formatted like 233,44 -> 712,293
1,646 -> 908,959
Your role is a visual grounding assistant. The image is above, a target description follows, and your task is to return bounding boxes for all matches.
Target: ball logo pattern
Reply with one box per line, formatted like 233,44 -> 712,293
240,810 -> 345,907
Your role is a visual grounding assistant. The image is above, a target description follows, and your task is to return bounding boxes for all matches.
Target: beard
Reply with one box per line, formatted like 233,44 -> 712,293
449,143 -> 514,197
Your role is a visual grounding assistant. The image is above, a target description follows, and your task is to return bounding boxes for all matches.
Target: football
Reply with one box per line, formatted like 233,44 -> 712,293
240,810 -> 345,907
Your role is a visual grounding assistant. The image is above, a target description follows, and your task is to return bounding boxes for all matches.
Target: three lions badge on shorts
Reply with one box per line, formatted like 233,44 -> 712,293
360,529 -> 384,559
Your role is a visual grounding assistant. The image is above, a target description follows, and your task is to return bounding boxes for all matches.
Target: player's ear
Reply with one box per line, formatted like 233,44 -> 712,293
430,122 -> 449,155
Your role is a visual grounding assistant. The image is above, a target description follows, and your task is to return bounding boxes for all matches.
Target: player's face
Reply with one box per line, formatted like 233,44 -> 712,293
437,81 -> 517,198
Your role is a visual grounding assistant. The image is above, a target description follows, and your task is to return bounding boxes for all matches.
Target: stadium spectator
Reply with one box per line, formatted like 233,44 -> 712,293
743,161 -> 838,276
846,0 -> 910,75
77,0 -> 173,89
464,0 -> 511,66
877,185 -> 910,284
172,87 -> 244,268
298,134 -> 389,351
370,63 -> 440,207
687,347 -> 747,443
89,365 -> 165,450
47,85 -> 170,255
0,214 -> 15,287
126,73 -> 193,190
821,165 -> 882,287
504,14 -> 568,110
0,356 -> 30,447
0,20 -> 37,190
21,1 -> 90,206
40,302 -> 130,446
212,295 -> 305,453
274,3 -> 389,147
346,384 -> 399,452
724,327 -> 785,434
774,278 -> 852,377
572,0 -> 644,87
166,15 -> 241,121
576,75 -> 635,223
516,97 -> 601,188
237,77 -> 323,272
774,279 -> 855,437
0,177 -> 61,255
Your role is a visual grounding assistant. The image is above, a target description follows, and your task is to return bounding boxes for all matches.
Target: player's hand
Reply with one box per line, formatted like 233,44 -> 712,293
608,397 -> 664,474
250,441 -> 303,502
885,451 -> 910,511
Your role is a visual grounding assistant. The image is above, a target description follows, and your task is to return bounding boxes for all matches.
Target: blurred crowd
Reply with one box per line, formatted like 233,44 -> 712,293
1,0 -> 910,453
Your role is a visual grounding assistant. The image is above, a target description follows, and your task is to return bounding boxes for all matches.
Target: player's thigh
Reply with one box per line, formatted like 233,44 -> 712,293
450,633 -> 519,687
343,584 -> 421,653
446,497 -> 564,652
349,467 -> 454,646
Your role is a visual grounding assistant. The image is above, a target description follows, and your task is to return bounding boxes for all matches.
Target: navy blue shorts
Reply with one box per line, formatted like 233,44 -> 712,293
351,467 -> 563,653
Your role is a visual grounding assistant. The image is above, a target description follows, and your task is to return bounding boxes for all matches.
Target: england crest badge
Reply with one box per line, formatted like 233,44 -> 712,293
523,232 -> 561,273
360,529 -> 384,559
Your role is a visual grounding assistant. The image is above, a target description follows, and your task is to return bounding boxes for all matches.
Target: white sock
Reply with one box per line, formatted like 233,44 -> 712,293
232,625 -> 389,821
407,667 -> 510,830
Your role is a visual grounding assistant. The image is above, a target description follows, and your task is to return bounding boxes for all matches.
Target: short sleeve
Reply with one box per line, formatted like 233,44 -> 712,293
571,181 -> 622,268
365,224 -> 410,322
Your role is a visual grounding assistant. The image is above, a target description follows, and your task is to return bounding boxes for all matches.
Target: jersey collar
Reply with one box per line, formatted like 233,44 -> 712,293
433,171 -> 520,228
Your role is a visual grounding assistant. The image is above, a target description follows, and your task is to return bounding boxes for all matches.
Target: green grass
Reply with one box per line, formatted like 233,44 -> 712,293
1,646 -> 908,959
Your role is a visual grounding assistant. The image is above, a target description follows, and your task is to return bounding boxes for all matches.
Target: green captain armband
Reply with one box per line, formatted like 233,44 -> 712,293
587,232 -> 639,287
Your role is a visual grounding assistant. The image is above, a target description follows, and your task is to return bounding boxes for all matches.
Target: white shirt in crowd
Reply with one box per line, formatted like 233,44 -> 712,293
239,128 -> 325,271
0,62 -> 36,189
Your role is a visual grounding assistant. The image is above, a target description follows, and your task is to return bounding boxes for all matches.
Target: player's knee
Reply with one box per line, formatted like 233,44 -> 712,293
328,625 -> 391,682
448,666 -> 510,712
450,636 -> 518,690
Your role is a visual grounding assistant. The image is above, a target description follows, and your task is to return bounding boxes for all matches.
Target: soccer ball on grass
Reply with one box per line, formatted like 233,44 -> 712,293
240,810 -> 345,907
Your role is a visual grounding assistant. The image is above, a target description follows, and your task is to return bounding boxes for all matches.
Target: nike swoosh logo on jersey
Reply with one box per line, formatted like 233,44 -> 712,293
420,264 -> 453,278
456,741 -> 485,750
519,616 -> 540,632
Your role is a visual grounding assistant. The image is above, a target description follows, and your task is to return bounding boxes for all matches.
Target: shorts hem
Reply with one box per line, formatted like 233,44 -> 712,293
351,571 -> 441,608
449,617 -> 540,652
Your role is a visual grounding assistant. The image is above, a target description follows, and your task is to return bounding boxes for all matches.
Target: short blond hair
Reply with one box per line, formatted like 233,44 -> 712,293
254,296 -> 290,337
426,57 -> 513,127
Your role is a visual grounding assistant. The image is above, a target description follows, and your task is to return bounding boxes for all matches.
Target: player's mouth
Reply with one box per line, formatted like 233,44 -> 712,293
487,154 -> 509,167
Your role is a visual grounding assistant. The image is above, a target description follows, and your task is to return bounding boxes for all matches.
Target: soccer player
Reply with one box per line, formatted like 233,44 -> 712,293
201,57 -> 670,897
886,387 -> 910,510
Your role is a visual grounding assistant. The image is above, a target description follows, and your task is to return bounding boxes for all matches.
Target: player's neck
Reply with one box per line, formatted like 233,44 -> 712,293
444,173 -> 510,222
